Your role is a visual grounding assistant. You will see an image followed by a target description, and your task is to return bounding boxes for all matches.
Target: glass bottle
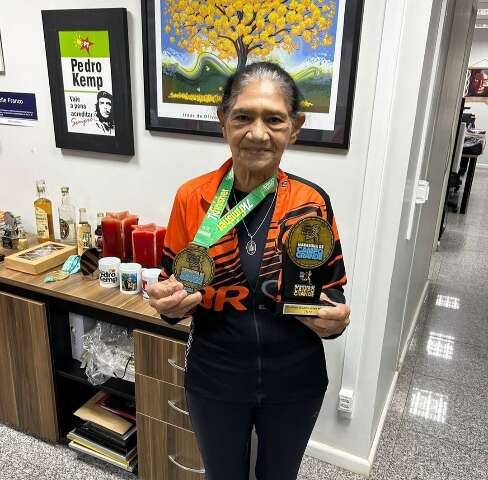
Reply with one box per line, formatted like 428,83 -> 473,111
94,212 -> 105,255
15,216 -> 29,251
77,208 -> 92,255
34,180 -> 55,243
58,187 -> 77,245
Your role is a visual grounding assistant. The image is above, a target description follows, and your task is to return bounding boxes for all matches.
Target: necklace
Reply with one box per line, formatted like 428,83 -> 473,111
232,188 -> 277,255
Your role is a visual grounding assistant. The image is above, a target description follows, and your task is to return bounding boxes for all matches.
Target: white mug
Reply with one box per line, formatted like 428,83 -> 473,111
142,268 -> 161,299
119,263 -> 142,294
98,257 -> 121,288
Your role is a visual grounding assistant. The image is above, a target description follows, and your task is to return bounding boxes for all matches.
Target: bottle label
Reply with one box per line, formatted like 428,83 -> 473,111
35,207 -> 49,239
59,218 -> 76,242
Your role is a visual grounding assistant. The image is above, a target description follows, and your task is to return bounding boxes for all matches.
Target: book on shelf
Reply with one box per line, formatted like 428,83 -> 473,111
67,429 -> 137,463
95,392 -> 136,422
77,421 -> 137,452
74,391 -> 134,435
68,440 -> 137,473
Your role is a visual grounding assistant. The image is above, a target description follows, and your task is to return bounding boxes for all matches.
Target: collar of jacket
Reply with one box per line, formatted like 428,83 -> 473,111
201,158 -> 290,205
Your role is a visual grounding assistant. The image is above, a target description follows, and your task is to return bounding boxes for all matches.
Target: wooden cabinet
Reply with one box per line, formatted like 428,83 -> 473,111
0,291 -> 58,441
135,329 -> 205,479
138,413 -> 205,480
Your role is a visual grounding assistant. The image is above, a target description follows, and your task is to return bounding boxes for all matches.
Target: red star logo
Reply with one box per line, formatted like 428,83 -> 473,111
79,37 -> 95,55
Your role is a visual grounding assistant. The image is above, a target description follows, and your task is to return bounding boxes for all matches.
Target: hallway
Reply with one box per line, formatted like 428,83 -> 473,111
1,172 -> 488,479
300,167 -> 488,480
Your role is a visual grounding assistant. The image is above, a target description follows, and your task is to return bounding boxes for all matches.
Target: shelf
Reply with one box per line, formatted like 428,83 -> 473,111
56,359 -> 135,401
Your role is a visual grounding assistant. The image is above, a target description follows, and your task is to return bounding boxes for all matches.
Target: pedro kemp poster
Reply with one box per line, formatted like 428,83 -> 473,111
154,0 -> 345,132
59,31 -> 115,136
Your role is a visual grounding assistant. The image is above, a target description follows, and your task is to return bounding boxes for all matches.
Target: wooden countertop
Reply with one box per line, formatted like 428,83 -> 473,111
0,242 -> 190,333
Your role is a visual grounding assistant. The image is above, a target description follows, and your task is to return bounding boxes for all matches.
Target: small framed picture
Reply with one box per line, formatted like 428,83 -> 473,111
0,30 -> 5,73
42,9 -> 134,155
5,242 -> 77,275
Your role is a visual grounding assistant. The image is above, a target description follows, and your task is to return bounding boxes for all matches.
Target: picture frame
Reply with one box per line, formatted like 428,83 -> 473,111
465,67 -> 488,102
142,0 -> 364,149
42,9 -> 134,155
0,30 -> 5,73
5,242 -> 77,275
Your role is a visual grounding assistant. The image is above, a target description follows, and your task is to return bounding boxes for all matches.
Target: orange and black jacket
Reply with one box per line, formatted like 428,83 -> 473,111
162,159 -> 347,403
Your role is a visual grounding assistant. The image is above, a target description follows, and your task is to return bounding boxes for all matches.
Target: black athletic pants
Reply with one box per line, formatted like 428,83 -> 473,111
185,389 -> 325,480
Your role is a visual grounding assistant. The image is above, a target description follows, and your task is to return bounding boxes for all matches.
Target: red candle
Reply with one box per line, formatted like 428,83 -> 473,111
102,216 -> 124,259
102,211 -> 139,261
132,224 -> 166,267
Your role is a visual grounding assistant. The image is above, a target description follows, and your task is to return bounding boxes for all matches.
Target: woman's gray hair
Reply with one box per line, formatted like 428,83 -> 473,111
219,62 -> 302,120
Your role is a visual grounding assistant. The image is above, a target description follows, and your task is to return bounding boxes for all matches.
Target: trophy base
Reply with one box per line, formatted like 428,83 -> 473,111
278,302 -> 332,316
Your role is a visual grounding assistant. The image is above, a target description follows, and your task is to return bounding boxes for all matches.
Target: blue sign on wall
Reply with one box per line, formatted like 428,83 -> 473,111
0,92 -> 38,124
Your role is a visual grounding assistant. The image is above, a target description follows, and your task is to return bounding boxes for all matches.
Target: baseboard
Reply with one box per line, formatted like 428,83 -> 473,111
476,162 -> 488,169
305,441 -> 371,476
304,280 -> 430,477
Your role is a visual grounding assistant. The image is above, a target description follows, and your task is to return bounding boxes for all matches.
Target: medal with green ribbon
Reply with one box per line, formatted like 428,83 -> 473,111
173,168 -> 277,293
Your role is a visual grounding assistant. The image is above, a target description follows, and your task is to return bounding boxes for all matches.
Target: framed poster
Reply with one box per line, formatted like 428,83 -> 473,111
465,67 -> 488,102
0,30 -> 5,73
42,9 -> 134,155
142,0 -> 363,148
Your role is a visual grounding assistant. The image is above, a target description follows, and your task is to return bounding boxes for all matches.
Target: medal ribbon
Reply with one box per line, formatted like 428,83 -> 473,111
193,167 -> 277,248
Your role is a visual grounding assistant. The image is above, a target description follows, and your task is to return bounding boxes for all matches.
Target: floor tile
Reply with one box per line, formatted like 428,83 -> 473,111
388,428 -> 488,480
299,455 -> 365,479
415,334 -> 488,388
403,373 -> 488,453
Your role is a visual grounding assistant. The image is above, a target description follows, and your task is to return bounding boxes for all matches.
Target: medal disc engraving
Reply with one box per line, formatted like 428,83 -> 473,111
285,217 -> 334,269
174,244 -> 215,293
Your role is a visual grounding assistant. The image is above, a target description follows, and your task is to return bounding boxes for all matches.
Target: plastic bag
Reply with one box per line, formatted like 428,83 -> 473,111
80,321 -> 135,385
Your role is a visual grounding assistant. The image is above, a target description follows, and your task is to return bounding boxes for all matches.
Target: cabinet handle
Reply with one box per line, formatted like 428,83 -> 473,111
167,358 -> 185,372
168,399 -> 190,416
168,454 -> 205,474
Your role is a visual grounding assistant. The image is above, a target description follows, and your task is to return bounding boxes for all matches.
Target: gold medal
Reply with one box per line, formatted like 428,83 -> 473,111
173,244 -> 215,293
285,217 -> 334,269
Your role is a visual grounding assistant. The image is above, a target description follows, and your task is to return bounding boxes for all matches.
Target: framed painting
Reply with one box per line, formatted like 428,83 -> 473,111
142,0 -> 364,148
0,30 -> 5,73
465,67 -> 488,102
42,9 -> 134,155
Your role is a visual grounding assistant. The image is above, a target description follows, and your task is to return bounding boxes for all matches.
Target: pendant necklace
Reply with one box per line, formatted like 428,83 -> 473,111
233,188 -> 277,255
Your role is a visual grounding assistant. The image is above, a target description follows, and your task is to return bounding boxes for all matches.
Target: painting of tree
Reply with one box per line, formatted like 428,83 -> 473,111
164,0 -> 337,72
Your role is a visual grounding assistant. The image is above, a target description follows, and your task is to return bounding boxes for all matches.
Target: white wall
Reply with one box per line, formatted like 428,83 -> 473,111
0,0 -> 463,473
466,27 -> 488,164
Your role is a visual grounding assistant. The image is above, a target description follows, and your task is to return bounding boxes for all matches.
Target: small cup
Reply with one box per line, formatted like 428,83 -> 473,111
119,262 -> 142,294
98,257 -> 121,288
141,268 -> 161,299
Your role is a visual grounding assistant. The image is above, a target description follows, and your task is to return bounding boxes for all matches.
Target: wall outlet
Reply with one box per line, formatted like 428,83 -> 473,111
338,388 -> 354,416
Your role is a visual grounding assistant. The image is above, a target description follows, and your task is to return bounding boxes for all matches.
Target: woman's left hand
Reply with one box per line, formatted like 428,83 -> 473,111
297,292 -> 351,338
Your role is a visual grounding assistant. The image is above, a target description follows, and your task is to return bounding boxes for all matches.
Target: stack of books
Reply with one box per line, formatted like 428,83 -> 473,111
68,391 -> 137,472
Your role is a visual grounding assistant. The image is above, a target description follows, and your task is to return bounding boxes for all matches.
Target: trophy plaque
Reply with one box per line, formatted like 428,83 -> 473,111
173,244 -> 215,293
278,217 -> 335,316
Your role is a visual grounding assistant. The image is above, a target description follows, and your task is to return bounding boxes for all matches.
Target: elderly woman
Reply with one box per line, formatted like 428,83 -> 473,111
148,62 -> 350,480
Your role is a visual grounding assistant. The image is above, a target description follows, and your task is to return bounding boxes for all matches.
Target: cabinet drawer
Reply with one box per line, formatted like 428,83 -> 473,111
137,413 -> 205,480
136,374 -> 192,432
134,330 -> 186,387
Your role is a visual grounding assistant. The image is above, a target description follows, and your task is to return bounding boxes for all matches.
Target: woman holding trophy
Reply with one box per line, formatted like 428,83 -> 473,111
148,62 -> 351,480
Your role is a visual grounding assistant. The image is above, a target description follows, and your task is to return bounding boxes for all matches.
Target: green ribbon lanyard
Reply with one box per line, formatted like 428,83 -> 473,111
193,167 -> 277,249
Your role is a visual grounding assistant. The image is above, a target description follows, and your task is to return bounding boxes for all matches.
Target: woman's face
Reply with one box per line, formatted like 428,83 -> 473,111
219,79 -> 305,178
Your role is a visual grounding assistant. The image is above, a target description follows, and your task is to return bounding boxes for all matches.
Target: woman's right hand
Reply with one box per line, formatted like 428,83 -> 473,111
147,275 -> 202,319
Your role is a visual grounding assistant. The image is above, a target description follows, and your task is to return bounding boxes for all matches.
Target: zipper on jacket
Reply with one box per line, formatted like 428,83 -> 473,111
252,293 -> 263,393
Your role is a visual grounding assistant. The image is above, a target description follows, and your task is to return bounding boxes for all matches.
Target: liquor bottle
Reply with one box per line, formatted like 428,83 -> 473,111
94,212 -> 105,255
77,208 -> 92,255
15,216 -> 29,251
58,187 -> 77,245
34,180 -> 55,243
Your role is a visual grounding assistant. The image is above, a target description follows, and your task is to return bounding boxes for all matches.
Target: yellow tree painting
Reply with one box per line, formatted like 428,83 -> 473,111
165,0 -> 337,72
160,0 -> 341,114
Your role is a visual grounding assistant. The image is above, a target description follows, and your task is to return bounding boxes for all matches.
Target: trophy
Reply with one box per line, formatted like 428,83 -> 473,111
277,217 -> 335,316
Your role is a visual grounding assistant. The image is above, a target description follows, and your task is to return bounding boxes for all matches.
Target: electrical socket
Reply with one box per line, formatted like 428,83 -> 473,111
338,388 -> 354,416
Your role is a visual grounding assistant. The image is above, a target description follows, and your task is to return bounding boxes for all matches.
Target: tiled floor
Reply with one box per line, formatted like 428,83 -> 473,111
1,169 -> 488,479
